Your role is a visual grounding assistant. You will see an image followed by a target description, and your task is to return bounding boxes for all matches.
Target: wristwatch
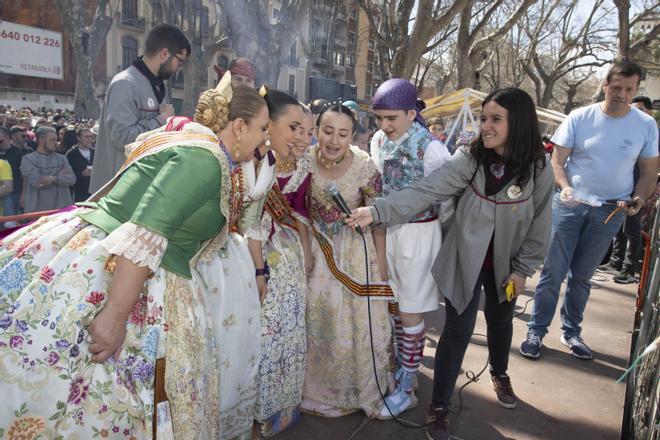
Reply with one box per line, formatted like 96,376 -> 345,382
255,266 -> 270,279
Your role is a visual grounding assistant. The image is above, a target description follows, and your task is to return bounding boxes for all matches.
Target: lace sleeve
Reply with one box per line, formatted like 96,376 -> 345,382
101,222 -> 168,272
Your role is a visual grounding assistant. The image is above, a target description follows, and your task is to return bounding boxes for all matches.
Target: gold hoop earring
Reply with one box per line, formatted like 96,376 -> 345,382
232,138 -> 241,162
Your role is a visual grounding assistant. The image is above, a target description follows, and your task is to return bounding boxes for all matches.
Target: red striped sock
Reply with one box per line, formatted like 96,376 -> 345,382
401,322 -> 426,373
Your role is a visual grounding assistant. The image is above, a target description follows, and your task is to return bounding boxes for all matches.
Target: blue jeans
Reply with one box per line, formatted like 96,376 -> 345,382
527,193 -> 626,338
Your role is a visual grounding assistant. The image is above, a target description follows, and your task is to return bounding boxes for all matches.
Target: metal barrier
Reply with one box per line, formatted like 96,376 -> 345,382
621,198 -> 660,440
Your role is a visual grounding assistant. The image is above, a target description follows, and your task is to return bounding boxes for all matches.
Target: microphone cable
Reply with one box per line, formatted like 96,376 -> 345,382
356,225 -> 536,428
357,227 -> 432,429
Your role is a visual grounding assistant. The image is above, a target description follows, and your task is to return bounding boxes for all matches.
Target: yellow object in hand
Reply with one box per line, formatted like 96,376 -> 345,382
506,281 -> 515,302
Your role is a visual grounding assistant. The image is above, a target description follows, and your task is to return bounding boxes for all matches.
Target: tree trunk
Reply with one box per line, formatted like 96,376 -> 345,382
614,0 -> 630,60
455,3 -> 474,89
539,79 -> 555,108
55,0 -> 111,118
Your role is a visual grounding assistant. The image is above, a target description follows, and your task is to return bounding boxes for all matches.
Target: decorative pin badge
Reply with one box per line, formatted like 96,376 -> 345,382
147,98 -> 155,109
507,185 -> 522,200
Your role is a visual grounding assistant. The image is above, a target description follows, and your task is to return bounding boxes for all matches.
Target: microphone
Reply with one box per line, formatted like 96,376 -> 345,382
325,183 -> 363,234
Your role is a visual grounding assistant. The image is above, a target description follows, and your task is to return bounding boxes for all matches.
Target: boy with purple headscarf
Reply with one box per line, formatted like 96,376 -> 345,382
370,78 -> 450,418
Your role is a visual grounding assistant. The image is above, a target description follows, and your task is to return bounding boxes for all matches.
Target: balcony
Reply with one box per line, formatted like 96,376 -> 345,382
120,15 -> 145,30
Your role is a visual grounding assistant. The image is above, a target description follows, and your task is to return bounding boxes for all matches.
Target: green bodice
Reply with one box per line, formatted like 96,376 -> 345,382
80,146 -> 225,278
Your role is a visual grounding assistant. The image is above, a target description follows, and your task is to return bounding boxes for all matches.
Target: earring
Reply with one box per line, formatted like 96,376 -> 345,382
232,137 -> 241,162
265,130 -> 271,148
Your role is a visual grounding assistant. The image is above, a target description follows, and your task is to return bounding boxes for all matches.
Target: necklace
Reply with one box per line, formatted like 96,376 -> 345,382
317,149 -> 350,169
276,158 -> 296,175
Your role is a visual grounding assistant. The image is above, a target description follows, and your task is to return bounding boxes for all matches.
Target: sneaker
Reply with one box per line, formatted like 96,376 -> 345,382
426,406 -> 450,440
519,331 -> 543,359
598,262 -> 622,272
613,272 -> 637,284
490,374 -> 518,409
376,369 -> 418,419
560,334 -> 593,360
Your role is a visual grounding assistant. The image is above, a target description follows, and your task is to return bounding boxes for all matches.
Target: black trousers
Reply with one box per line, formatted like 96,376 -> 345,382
431,270 -> 517,407
610,212 -> 642,274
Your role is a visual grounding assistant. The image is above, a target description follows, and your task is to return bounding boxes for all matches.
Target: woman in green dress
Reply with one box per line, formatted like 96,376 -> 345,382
0,77 -> 269,439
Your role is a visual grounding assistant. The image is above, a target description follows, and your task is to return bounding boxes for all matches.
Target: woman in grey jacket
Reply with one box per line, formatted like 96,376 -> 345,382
347,88 -> 554,440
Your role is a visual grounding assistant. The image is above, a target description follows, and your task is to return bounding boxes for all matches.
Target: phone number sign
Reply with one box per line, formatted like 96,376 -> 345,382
0,21 -> 63,80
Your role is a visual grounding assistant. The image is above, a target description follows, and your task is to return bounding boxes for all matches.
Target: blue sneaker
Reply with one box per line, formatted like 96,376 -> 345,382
376,369 -> 418,419
519,331 -> 543,359
560,334 -> 593,360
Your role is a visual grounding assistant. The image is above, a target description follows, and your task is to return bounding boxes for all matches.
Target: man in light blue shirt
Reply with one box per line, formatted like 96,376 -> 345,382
520,61 -> 659,360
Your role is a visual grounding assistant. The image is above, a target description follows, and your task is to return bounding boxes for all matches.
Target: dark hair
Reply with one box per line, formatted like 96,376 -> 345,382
0,125 -> 10,138
427,116 -> 444,128
310,99 -> 331,115
76,126 -> 92,138
316,103 -> 357,134
263,88 -> 301,121
52,114 -> 64,123
606,61 -> 643,85
145,24 -> 191,57
631,95 -> 652,110
469,88 -> 546,187
60,127 -> 78,151
10,125 -> 26,135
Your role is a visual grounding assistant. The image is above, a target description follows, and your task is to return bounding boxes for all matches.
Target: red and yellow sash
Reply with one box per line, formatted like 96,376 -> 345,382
264,184 -> 297,230
311,227 -> 394,299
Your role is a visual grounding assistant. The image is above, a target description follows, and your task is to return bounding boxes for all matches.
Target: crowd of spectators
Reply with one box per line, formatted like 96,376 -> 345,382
0,105 -> 97,227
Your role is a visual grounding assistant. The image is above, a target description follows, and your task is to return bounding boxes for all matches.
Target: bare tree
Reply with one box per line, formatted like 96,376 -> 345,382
519,0 -> 612,108
55,0 -> 113,118
222,0 -> 311,86
454,0 -> 535,90
481,26 -> 528,90
592,0 -> 659,101
154,0 -> 227,116
412,26 -> 457,93
357,0 -> 471,79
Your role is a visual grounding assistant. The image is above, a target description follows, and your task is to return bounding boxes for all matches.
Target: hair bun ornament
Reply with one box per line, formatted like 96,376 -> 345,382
215,71 -> 233,103
259,85 -> 269,98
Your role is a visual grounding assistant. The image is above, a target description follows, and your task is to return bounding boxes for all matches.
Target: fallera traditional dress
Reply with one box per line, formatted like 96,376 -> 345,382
249,156 -> 311,437
301,145 -> 393,417
194,152 -> 275,440
0,123 -> 236,439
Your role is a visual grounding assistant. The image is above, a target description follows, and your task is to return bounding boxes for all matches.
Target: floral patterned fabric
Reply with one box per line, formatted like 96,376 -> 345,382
0,210 -> 173,439
182,139 -> 261,440
302,146 -> 393,417
253,158 -> 310,436
194,233 -> 260,440
374,121 -> 437,222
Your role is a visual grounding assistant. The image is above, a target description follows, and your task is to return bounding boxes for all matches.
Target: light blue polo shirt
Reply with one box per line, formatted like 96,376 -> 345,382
552,103 -> 658,201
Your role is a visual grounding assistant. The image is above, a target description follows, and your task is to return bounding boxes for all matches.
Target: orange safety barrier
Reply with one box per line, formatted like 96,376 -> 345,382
636,231 -> 652,324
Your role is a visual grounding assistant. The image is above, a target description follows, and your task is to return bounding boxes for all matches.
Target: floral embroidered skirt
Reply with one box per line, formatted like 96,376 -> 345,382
0,211 -> 178,438
254,223 -> 307,436
194,232 -> 261,440
302,225 -> 392,417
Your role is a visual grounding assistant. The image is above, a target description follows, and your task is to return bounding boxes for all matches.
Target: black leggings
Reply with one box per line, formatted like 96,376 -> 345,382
431,270 -> 517,407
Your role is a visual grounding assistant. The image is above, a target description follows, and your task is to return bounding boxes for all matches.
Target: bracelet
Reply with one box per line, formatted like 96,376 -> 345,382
255,266 -> 270,278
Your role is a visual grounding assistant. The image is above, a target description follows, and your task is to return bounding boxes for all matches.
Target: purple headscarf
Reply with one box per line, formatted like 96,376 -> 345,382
372,78 -> 427,127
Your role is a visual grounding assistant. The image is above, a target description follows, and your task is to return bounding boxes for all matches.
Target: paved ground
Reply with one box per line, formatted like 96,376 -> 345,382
279,268 -> 637,440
